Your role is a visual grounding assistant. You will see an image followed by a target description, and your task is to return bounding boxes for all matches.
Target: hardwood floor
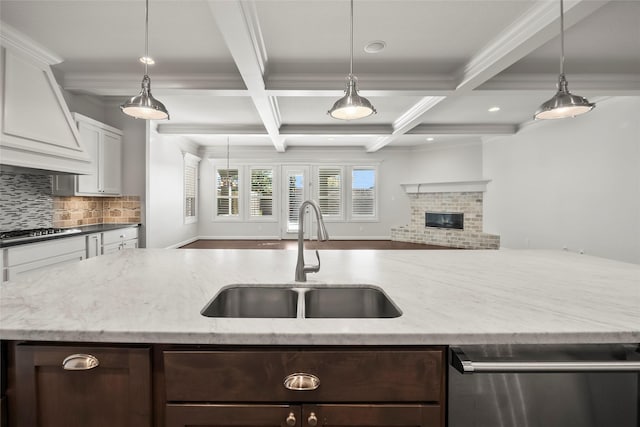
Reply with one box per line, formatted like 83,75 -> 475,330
179,239 -> 452,250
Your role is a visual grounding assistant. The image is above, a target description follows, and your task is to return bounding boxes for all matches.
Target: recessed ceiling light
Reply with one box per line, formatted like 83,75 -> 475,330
426,137 -> 435,142
364,40 -> 386,54
139,56 -> 155,65
488,106 -> 500,112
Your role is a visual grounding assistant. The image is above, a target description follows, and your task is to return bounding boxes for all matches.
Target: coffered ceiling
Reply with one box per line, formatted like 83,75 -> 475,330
1,0 -> 639,151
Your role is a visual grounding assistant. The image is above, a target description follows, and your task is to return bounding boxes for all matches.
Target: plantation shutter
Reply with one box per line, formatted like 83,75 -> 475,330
184,164 -> 197,218
250,168 -> 273,217
317,167 -> 342,218
287,171 -> 304,232
216,168 -> 239,216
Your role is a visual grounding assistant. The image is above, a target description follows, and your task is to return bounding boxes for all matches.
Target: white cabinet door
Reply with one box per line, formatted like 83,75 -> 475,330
76,121 -> 101,194
56,113 -> 123,197
101,131 -> 122,195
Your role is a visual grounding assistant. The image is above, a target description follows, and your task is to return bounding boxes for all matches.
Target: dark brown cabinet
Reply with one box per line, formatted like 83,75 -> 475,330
162,347 -> 446,427
6,343 -> 445,427
9,343 -> 152,427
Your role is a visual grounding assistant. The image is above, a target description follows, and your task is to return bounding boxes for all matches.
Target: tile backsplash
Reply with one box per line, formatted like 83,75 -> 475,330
0,172 -> 53,230
53,196 -> 141,228
0,171 -> 140,230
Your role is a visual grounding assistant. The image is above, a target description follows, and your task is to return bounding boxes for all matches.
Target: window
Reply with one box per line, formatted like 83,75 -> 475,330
216,167 -> 239,217
250,168 -> 273,218
183,153 -> 201,224
351,167 -> 377,218
317,167 -> 343,219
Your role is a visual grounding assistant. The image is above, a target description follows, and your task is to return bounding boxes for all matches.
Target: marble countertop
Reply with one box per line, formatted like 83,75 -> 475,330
0,248 -> 638,345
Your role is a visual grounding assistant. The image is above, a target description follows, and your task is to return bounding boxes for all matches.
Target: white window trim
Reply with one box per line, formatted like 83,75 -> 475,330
212,159 -> 243,222
314,165 -> 345,222
348,165 -> 379,222
183,152 -> 201,225
247,165 -> 278,223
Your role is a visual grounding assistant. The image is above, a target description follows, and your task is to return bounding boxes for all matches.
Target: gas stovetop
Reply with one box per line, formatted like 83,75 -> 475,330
0,227 -> 82,243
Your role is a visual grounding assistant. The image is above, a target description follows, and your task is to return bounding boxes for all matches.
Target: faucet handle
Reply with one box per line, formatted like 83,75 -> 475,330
304,250 -> 321,273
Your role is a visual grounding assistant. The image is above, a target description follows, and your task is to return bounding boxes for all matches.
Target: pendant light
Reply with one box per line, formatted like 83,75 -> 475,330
534,0 -> 594,120
121,0 -> 169,120
328,0 -> 376,120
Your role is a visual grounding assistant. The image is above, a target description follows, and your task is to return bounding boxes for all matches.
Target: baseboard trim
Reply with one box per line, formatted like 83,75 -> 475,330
166,236 -> 199,249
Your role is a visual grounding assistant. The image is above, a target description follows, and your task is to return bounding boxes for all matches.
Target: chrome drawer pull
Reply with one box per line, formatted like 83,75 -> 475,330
62,354 -> 100,370
283,373 -> 320,391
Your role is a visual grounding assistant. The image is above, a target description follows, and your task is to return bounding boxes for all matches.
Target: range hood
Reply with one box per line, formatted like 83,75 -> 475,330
0,23 -> 91,175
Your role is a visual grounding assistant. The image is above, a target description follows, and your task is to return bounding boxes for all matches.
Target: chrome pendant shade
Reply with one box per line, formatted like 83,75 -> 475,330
121,0 -> 169,120
534,74 -> 594,120
121,75 -> 169,120
328,0 -> 376,121
534,0 -> 594,120
329,75 -> 376,120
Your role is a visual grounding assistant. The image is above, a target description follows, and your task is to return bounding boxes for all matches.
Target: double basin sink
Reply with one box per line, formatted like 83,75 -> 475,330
201,284 -> 402,319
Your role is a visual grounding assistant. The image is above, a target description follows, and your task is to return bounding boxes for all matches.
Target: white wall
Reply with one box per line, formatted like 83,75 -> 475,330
146,129 -> 200,248
407,140 -> 484,183
483,97 -> 640,264
197,147 -> 413,240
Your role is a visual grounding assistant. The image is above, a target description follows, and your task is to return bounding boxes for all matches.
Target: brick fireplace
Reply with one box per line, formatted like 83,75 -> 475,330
390,180 -> 500,250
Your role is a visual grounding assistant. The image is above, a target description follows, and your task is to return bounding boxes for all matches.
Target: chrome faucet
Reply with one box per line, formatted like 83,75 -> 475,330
295,200 -> 329,282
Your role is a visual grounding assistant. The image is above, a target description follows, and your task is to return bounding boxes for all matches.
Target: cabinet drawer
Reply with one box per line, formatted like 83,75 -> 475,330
102,227 -> 138,245
164,348 -> 444,403
6,236 -> 86,266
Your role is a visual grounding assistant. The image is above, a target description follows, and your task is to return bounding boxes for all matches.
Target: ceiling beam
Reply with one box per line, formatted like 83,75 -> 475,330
157,124 -> 266,135
280,124 -> 391,135
207,0 -> 286,152
408,124 -> 517,135
455,0 -> 611,92
366,96 -> 446,152
62,73 -> 248,97
473,73 -> 640,95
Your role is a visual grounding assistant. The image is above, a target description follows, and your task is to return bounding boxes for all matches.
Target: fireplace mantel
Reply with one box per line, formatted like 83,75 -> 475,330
400,180 -> 491,194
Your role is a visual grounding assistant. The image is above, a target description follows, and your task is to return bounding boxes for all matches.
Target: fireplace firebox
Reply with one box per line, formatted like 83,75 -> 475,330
425,212 -> 464,230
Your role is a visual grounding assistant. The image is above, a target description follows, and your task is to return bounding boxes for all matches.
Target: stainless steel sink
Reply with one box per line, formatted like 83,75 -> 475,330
304,286 -> 402,318
201,286 -> 298,318
201,284 -> 401,319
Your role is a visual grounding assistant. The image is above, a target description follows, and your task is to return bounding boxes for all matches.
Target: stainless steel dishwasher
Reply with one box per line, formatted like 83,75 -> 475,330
448,344 -> 640,427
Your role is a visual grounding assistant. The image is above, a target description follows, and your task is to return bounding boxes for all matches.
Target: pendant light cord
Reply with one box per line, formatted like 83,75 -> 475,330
559,0 -> 565,76
226,137 -> 231,210
144,0 -> 149,75
349,0 -> 353,77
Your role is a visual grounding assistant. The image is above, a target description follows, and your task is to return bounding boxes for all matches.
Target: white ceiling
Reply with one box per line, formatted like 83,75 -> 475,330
1,0 -> 638,151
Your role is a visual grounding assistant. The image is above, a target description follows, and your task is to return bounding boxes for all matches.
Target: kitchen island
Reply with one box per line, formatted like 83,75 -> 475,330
1,248 -> 638,344
1,248 -> 638,427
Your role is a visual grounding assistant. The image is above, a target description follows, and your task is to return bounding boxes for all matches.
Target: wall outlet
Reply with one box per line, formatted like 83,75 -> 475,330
579,249 -> 585,254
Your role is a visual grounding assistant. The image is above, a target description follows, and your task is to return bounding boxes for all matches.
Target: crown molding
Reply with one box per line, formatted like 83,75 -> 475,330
0,21 -> 63,65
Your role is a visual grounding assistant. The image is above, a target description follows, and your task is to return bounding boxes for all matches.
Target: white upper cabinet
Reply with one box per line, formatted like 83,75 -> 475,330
54,113 -> 123,196
0,23 -> 92,174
